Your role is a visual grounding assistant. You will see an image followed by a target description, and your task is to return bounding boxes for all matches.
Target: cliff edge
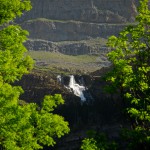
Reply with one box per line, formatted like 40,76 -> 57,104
17,0 -> 139,55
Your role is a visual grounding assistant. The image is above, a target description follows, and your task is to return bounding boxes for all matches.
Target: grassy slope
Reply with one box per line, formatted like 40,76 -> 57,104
27,51 -> 109,75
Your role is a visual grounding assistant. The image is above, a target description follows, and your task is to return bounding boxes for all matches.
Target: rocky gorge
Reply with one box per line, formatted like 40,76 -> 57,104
17,0 -> 139,55
16,0 -> 140,149
16,69 -> 124,150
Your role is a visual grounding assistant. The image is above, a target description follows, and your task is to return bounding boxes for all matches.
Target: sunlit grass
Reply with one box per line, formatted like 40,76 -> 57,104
27,51 -> 99,63
26,51 -> 106,74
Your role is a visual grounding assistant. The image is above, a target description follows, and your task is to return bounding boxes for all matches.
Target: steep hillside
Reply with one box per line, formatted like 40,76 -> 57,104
17,0 -> 139,56
18,0 -> 138,23
15,2 -> 139,149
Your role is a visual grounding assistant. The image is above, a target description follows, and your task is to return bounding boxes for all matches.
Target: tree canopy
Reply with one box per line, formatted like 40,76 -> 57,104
0,0 -> 70,149
107,0 -> 150,130
81,0 -> 150,149
106,0 -> 150,149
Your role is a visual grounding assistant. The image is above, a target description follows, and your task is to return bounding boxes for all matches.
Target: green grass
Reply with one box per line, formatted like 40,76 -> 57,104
28,51 -> 98,62
26,51 -> 106,75
25,17 -> 136,26
25,18 -> 84,24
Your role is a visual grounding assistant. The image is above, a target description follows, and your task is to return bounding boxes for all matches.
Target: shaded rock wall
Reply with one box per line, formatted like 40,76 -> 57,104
22,18 -> 127,55
25,39 -> 110,55
17,0 -> 139,55
16,70 -> 124,150
18,0 -> 138,23
22,19 -> 127,41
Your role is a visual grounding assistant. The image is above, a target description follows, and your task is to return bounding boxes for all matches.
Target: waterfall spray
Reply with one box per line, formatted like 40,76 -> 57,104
68,75 -> 86,102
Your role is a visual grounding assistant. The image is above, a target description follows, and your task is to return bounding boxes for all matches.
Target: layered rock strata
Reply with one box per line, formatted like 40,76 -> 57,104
17,0 -> 139,55
18,0 -> 138,23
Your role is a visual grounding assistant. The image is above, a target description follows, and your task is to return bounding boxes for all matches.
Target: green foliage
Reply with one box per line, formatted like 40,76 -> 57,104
82,1 -> 150,149
81,138 -> 99,150
0,93 -> 70,149
0,0 -> 31,24
107,0 -> 150,122
81,131 -> 118,150
105,0 -> 150,149
0,0 -> 70,149
0,25 -> 33,83
121,128 -> 150,150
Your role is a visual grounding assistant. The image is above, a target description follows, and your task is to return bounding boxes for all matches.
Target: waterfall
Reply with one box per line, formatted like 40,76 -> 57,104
68,75 -> 86,102
57,75 -> 62,84
56,75 -> 93,102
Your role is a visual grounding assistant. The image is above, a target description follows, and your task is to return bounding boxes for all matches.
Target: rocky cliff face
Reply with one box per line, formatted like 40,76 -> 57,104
17,0 -> 139,55
22,19 -> 127,41
15,2 -> 137,148
16,69 -> 124,150
18,0 -> 138,23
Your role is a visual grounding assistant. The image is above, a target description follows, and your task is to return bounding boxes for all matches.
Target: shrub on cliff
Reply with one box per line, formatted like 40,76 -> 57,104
0,0 -> 69,149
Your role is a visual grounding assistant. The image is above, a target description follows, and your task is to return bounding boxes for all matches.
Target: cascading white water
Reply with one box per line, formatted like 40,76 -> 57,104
56,75 -> 88,102
68,75 -> 86,102
57,75 -> 62,83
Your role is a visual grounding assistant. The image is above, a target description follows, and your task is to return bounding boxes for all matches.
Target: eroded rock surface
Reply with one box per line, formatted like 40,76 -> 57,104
18,0 -> 138,23
17,0 -> 139,55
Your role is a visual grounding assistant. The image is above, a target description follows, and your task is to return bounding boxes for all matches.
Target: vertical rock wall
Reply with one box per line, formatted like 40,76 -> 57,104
18,0 -> 138,23
17,0 -> 139,55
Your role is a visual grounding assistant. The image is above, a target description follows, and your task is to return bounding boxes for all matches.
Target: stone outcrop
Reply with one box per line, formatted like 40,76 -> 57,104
25,39 -> 110,55
18,0 -> 138,23
25,39 -> 58,52
22,18 -> 126,55
21,19 -> 127,42
16,69 -> 124,150
18,0 -> 139,55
